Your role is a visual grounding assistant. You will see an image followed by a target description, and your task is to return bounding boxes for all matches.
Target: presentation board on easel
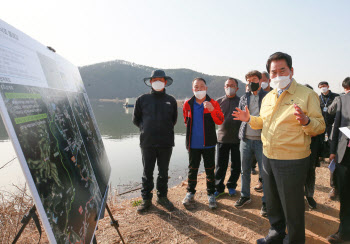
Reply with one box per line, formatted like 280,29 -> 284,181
0,19 -> 111,243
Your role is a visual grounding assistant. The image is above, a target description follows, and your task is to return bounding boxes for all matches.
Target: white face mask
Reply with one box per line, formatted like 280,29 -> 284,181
271,75 -> 291,89
225,87 -> 236,96
194,90 -> 206,100
261,82 -> 269,90
321,87 -> 328,93
152,81 -> 165,91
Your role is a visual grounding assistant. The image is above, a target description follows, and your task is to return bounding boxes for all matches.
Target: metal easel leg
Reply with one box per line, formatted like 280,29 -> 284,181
105,204 -> 126,244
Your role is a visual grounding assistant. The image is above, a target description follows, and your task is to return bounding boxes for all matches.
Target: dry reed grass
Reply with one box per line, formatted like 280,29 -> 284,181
0,184 -> 48,243
0,184 -> 121,244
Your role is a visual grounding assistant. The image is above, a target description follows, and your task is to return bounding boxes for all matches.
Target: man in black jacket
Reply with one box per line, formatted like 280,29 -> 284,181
318,81 -> 340,200
303,84 -> 322,209
133,70 -> 178,213
319,81 -> 339,138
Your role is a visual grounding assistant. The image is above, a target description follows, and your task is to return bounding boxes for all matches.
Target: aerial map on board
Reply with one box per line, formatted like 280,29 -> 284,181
0,19 -> 111,243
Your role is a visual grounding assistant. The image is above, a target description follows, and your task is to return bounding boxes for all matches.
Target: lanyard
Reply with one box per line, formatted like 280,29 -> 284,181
320,94 -> 330,107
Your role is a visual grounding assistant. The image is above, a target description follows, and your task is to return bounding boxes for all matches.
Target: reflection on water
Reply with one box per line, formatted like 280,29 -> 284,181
90,102 -> 186,140
0,102 -> 196,193
124,107 -> 133,115
104,134 -> 190,189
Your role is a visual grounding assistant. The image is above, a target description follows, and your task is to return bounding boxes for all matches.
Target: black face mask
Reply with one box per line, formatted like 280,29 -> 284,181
249,82 -> 260,92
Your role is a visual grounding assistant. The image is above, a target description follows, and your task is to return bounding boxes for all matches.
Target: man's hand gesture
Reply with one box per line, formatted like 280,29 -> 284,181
232,105 -> 250,122
293,104 -> 309,125
203,101 -> 214,112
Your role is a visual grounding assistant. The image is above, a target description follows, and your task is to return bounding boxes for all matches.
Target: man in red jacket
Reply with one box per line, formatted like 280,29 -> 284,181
182,77 -> 224,209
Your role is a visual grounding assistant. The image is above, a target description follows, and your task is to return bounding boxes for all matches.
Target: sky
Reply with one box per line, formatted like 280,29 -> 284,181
1,0 -> 350,93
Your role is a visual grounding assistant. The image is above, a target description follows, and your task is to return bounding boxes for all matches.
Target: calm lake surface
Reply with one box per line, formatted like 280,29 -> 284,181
0,101 -> 207,196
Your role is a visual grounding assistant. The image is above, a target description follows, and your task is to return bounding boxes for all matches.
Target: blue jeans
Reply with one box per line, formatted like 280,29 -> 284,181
240,138 -> 265,202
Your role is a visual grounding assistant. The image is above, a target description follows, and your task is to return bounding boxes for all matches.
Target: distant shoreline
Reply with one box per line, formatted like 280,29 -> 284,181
97,98 -> 185,108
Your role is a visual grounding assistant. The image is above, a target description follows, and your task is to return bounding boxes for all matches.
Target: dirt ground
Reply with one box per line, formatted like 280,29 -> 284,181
94,164 -> 340,244
4,163 -> 341,244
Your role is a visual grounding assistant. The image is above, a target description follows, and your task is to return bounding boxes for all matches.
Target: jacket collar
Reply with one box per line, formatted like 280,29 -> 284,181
151,88 -> 166,95
286,79 -> 297,95
271,79 -> 297,95
321,90 -> 333,98
189,94 -> 211,106
246,89 -> 266,97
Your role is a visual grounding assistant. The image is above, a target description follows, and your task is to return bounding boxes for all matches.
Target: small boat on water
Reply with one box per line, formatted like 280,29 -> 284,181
123,98 -> 136,107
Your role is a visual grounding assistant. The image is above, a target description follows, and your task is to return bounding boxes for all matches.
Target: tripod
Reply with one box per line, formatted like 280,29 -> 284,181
12,204 -> 126,244
12,205 -> 42,244
94,204 -> 126,244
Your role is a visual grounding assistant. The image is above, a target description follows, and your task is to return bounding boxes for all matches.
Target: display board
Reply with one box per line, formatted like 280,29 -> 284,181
0,19 -> 111,243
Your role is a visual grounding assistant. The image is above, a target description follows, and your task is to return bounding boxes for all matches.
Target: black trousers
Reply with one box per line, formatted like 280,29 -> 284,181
305,136 -> 321,197
262,155 -> 309,244
140,147 -> 173,200
326,124 -> 333,139
187,147 -> 215,195
215,143 -> 241,192
335,147 -> 350,239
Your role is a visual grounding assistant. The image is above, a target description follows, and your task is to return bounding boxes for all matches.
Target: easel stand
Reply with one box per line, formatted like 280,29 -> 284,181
97,203 -> 126,244
12,204 -> 126,244
93,182 -> 126,243
12,205 -> 42,244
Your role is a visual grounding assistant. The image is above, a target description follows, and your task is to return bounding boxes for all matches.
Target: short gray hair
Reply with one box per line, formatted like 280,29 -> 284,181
226,77 -> 238,86
262,71 -> 270,79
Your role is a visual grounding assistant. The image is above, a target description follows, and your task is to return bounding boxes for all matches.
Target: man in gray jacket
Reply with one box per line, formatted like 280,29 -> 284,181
214,78 -> 241,198
328,77 -> 350,243
234,70 -> 267,217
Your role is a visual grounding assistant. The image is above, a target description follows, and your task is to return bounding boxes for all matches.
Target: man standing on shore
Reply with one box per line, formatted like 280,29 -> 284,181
318,81 -> 339,200
233,52 -> 325,243
252,71 -> 273,191
214,78 -> 241,198
182,77 -> 224,209
133,70 -> 178,213
235,70 -> 267,217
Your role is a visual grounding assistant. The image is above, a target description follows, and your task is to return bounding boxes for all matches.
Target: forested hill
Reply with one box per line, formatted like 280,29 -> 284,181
79,60 -> 245,100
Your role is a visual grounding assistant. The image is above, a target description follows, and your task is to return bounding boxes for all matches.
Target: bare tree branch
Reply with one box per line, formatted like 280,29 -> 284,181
0,157 -> 17,170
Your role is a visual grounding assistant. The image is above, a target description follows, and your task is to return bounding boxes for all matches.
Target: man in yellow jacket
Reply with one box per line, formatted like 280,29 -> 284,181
233,52 -> 325,244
